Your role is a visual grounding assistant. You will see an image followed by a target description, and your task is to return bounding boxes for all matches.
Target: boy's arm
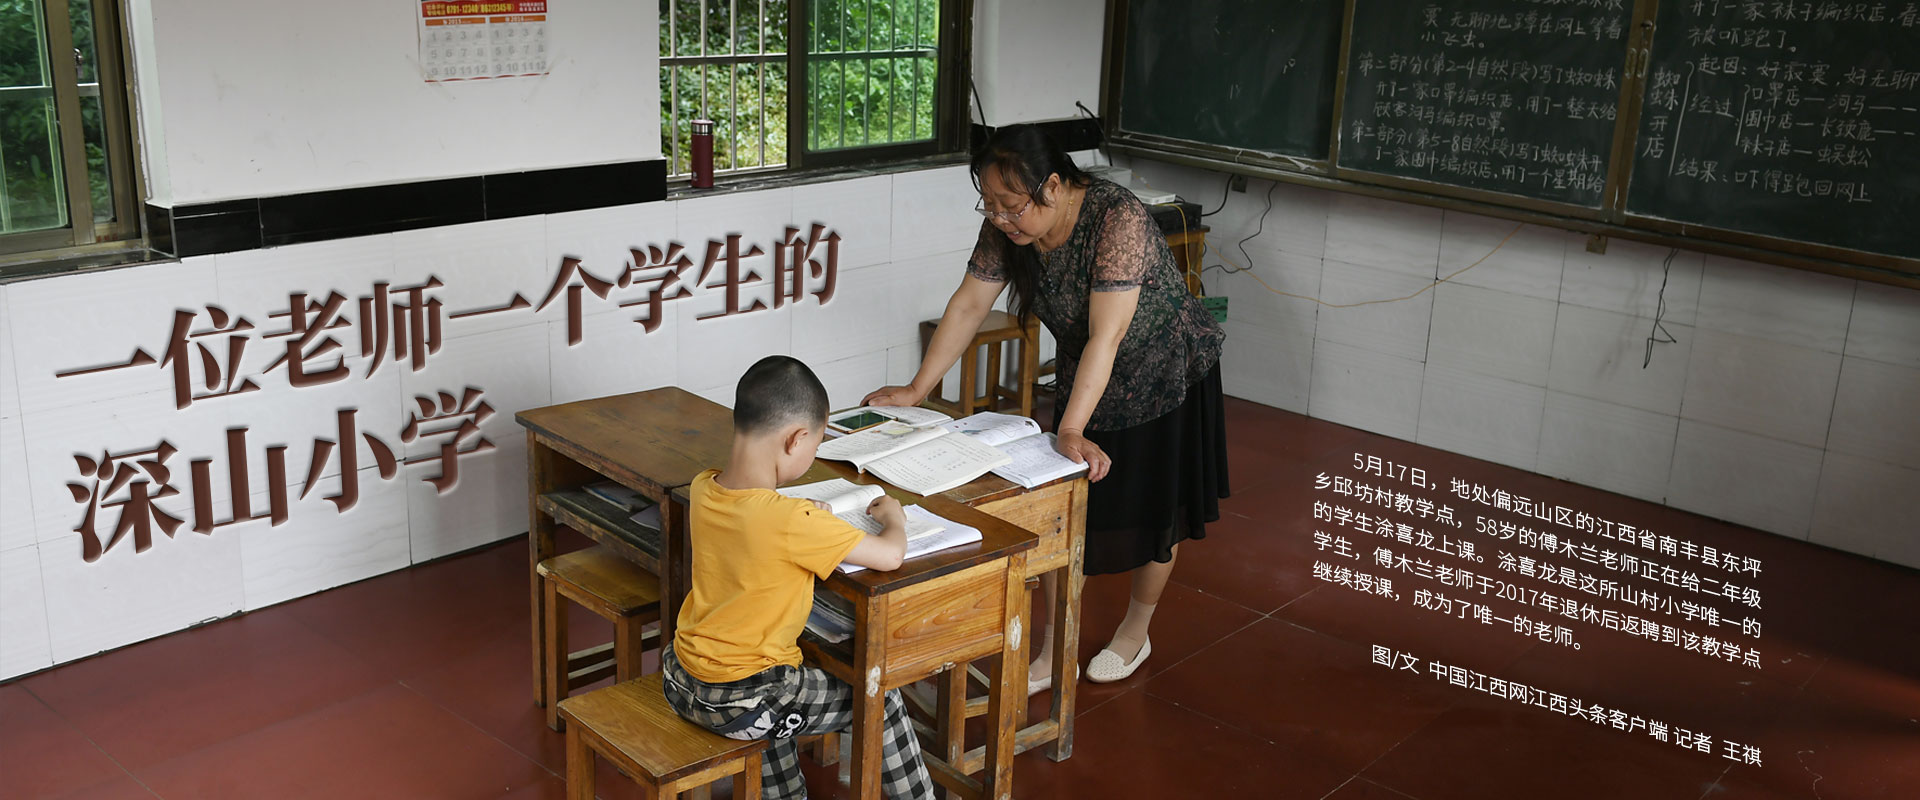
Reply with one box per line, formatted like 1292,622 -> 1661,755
840,496 -> 908,572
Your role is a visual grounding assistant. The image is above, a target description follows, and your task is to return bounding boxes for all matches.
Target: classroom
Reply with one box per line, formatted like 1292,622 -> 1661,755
1,1 -> 1915,798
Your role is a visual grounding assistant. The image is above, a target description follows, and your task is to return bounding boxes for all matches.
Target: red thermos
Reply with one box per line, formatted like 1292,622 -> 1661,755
690,119 -> 714,188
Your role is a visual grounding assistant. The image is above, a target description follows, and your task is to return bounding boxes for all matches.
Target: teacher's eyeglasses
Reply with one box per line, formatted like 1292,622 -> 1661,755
975,196 -> 1032,225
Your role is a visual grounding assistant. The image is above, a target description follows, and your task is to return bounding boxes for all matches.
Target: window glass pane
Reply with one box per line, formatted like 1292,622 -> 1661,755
765,0 -> 787,53
1,0 -> 68,234
1,0 -> 51,88
805,0 -> 936,153
763,60 -> 787,166
659,0 -> 672,56
671,0 -> 701,58
679,64 -> 702,171
0,95 -> 67,233
68,0 -> 95,84
734,0 -> 759,56
703,0 -> 730,56
81,93 -> 109,222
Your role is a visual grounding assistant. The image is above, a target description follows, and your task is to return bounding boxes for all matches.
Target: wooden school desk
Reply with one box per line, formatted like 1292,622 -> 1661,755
514,387 -> 735,706
672,472 -> 1035,800
515,387 -> 1090,790
816,460 -> 1089,774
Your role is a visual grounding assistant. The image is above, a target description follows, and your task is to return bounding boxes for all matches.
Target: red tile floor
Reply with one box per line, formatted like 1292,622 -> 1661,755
5,398 -> 1917,799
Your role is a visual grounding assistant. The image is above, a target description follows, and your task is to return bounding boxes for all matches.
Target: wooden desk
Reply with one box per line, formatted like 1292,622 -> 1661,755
515,387 -> 1088,796
673,478 -> 1035,800
514,387 -> 734,706
818,463 -> 1088,773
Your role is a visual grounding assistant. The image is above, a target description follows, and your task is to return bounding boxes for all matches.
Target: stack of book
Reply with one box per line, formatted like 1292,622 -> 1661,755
805,589 -> 856,644
585,481 -> 661,531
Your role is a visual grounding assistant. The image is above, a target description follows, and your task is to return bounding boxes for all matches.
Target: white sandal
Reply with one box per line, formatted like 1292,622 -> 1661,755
1086,637 -> 1151,683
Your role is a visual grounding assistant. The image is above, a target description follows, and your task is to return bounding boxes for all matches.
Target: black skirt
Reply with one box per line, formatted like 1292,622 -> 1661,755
1054,363 -> 1230,576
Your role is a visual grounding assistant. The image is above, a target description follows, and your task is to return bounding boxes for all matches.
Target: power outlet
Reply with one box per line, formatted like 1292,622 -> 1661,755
1229,175 -> 1248,193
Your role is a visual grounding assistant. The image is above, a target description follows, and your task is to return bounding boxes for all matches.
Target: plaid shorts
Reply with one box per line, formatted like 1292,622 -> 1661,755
661,642 -> 934,800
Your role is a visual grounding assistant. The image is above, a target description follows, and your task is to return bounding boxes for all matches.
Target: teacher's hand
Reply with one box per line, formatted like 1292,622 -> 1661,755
1055,429 -> 1111,483
862,384 -> 926,407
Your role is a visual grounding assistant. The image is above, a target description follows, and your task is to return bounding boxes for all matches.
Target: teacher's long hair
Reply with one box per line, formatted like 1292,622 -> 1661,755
970,124 -> 1092,324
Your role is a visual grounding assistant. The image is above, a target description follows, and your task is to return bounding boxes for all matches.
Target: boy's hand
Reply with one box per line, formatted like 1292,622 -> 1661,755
867,495 -> 906,528
809,500 -> 834,512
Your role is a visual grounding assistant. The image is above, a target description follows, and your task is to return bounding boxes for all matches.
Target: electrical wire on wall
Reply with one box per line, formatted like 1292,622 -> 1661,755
1645,248 -> 1681,368
1196,182 -> 1528,309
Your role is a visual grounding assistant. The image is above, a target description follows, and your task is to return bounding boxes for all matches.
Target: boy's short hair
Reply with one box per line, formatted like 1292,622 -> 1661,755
734,355 -> 830,436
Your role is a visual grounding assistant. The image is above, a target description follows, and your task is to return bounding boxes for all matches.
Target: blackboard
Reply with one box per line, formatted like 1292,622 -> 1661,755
1334,0 -> 1636,208
1115,0 -> 1343,159
1103,0 -> 1920,277
1625,3 -> 1920,260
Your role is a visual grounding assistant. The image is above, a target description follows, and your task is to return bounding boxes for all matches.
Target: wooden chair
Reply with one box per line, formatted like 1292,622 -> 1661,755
559,673 -> 769,800
539,545 -> 662,731
919,310 -> 1040,418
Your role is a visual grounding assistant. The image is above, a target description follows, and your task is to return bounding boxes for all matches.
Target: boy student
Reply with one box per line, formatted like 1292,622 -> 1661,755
660,355 -> 935,800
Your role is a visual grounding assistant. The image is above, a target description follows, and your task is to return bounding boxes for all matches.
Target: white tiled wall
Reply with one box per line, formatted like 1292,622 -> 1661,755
0,166 -> 992,679
1147,156 -> 1920,569
6,157 -> 1917,678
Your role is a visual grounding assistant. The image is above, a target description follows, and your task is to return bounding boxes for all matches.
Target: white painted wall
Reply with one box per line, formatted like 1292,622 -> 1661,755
1124,155 -> 1920,571
0,167 -> 985,680
130,0 -> 661,204
971,0 -> 1106,125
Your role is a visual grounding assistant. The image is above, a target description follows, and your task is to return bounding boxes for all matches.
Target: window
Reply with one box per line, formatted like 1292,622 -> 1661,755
659,0 -> 967,180
1,0 -> 140,260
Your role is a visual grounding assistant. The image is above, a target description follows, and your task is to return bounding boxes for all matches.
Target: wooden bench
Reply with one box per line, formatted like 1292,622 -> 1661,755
558,673 -> 769,800
539,545 -> 662,731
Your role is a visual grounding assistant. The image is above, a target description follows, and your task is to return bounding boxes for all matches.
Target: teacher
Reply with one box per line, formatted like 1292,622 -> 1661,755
864,124 -> 1229,687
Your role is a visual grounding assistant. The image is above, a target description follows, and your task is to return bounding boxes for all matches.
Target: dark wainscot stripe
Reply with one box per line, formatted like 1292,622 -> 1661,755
151,159 -> 666,257
168,199 -> 263,257
260,177 -> 485,247
485,160 -> 666,219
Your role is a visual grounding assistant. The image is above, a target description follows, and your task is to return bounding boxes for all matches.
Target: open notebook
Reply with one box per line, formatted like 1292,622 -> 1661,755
777,479 -> 984,575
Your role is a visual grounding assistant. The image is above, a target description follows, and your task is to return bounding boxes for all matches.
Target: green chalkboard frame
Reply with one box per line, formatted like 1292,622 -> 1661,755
1098,0 -> 1920,288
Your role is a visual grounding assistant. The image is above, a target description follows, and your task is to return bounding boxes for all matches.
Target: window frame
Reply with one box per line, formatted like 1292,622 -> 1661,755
1,0 -> 144,264
660,0 -> 972,182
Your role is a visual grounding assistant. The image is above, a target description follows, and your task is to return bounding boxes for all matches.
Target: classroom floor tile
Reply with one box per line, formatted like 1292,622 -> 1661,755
4,399 -> 1916,799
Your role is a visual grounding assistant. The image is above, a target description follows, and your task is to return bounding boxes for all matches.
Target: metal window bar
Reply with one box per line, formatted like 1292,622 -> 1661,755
662,0 -> 786,178
661,0 -> 946,176
837,2 -> 846,149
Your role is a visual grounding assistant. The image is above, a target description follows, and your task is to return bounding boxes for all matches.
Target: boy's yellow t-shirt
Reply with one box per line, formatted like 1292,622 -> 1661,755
673,468 -> 866,683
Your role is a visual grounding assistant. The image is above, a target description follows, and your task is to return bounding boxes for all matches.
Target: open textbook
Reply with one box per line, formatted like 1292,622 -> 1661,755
814,419 -> 1012,495
777,479 -> 984,575
817,411 -> 1087,493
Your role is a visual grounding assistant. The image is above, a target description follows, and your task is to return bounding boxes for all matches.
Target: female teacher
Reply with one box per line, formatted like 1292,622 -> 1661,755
864,124 -> 1229,688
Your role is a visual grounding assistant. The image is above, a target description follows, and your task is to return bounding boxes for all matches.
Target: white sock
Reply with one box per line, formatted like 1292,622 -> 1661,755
1028,625 -> 1054,681
1106,599 -> 1157,661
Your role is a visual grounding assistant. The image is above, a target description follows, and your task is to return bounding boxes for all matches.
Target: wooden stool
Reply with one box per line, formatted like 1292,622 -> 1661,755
919,310 -> 1039,418
540,545 -> 662,731
559,673 -> 768,800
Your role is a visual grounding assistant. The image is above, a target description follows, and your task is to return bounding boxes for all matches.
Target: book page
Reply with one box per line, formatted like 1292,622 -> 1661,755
778,479 -> 883,515
940,412 -> 1044,448
841,505 -> 981,574
779,480 -> 936,537
865,431 -> 1013,497
989,433 -> 1089,489
871,405 -> 954,428
816,421 -> 947,471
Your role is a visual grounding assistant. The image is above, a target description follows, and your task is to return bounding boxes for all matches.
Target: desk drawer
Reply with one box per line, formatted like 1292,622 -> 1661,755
973,480 -> 1077,572
880,561 -> 1008,681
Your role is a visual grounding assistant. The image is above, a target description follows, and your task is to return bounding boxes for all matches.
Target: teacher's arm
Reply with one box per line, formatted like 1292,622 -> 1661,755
863,274 -> 1006,407
1053,287 -> 1139,482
